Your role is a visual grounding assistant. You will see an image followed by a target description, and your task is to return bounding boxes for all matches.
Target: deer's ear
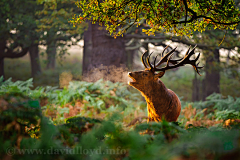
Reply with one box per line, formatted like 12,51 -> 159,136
155,71 -> 165,79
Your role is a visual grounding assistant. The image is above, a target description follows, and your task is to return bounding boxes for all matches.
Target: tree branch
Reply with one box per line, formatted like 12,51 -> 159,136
1,47 -> 29,59
172,0 -> 240,25
125,34 -> 236,50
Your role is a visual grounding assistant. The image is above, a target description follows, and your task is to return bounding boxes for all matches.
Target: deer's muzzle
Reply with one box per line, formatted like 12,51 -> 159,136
128,72 -> 137,85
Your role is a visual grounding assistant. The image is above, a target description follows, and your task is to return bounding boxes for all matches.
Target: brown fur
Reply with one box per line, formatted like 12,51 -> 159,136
128,70 -> 181,122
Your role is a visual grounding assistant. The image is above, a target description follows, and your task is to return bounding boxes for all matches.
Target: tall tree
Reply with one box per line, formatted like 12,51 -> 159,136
82,22 -> 127,75
72,0 -> 240,37
26,1 -> 44,77
0,0 -> 43,79
37,0 -> 84,69
205,48 -> 221,97
29,43 -> 42,77
71,0 -> 240,89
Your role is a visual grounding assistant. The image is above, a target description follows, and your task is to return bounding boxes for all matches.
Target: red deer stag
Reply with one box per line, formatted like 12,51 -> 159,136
128,45 -> 203,122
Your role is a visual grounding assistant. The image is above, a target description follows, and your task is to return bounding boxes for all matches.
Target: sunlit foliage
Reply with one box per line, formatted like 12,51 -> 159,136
71,0 -> 240,37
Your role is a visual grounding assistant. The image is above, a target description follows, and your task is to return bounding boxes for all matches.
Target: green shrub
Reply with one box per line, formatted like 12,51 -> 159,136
1,78 -> 240,160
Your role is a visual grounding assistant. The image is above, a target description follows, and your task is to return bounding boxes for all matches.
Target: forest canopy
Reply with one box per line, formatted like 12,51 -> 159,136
71,0 -> 240,37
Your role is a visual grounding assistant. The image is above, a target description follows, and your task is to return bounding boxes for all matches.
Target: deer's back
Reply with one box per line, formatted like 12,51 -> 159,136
164,89 -> 181,121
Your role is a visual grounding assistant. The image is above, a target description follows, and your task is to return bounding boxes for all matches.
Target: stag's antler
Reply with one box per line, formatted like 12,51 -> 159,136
141,45 -> 182,70
141,45 -> 203,75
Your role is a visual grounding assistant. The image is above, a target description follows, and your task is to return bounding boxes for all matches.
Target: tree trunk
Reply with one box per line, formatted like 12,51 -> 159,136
126,50 -> 135,70
0,40 -> 5,80
91,24 -> 126,69
125,39 -> 139,70
192,73 -> 199,101
0,58 -> 4,80
46,41 -> 56,69
29,44 -> 41,77
82,22 -> 127,81
142,43 -> 149,55
204,48 -> 220,99
82,21 -> 93,75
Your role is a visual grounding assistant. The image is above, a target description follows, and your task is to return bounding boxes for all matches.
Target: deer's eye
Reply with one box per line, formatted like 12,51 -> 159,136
143,73 -> 148,76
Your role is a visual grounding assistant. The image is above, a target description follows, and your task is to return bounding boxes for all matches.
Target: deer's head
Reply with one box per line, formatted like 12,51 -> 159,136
128,45 -> 203,91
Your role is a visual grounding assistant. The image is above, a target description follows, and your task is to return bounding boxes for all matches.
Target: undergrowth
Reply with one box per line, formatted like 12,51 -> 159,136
0,78 -> 240,160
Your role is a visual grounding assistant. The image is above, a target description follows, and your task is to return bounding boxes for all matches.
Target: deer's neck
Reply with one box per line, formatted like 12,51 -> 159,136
141,79 -> 170,100
141,80 -> 173,121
